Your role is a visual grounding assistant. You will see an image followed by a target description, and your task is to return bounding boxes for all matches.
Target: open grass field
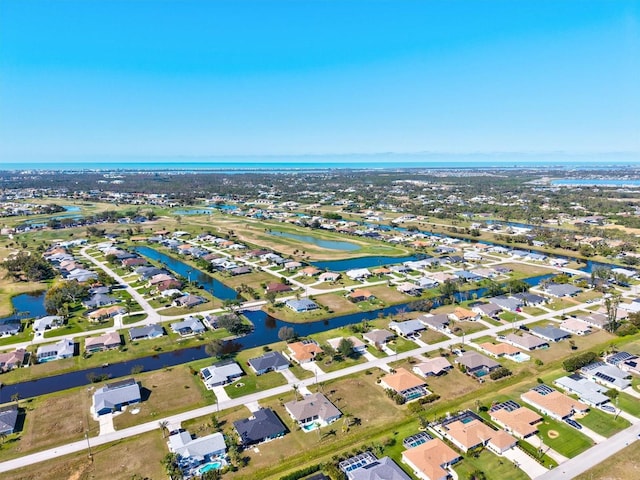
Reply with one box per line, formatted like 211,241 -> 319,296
577,408 -> 630,437
366,284 -> 412,304
536,418 -> 593,457
500,262 -> 556,278
112,365 -> 209,429
224,370 -> 288,399
453,448 -> 529,480
0,388 -> 91,462
3,430 -> 167,480
314,292 -> 360,315
575,441 -> 640,480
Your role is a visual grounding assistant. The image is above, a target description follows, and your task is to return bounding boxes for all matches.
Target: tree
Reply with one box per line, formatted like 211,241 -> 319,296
337,338 -> 355,358
205,339 -> 226,358
506,279 -> 529,294
217,314 -> 251,335
438,280 -> 460,303
161,453 -> 183,479
278,326 -> 297,342
485,280 -> 504,297
158,420 -> 169,438
604,293 -> 621,333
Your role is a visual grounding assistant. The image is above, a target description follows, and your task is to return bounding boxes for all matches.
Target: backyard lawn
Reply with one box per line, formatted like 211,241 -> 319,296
453,449 -> 529,480
577,408 -> 630,437
536,417 -> 593,458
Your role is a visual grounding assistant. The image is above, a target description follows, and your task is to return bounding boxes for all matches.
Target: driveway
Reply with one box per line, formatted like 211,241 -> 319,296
212,385 -> 230,402
279,368 -> 299,383
503,446 -> 548,479
98,413 -> 115,436
525,435 -> 568,464
300,361 -> 324,376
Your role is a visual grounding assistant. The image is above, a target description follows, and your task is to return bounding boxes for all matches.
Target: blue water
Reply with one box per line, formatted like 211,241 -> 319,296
134,246 -> 239,301
551,179 -> 640,187
312,255 -> 419,271
269,230 -> 361,251
63,206 -> 81,212
0,291 -> 47,322
21,213 -> 84,225
199,461 -> 223,473
173,209 -> 216,215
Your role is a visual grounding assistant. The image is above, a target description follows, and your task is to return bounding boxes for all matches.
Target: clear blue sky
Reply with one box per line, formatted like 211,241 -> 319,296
1,0 -> 639,162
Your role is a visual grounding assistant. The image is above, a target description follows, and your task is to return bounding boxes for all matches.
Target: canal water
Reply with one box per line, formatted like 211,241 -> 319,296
134,246 -> 240,301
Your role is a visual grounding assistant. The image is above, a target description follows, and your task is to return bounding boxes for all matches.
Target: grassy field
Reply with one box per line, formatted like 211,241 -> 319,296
577,408 -> 630,437
575,441 -> 640,480
224,370 -> 288,399
3,430 -> 167,480
112,365 -> 209,429
0,388 -> 91,462
453,448 -> 529,480
536,418 -> 593,457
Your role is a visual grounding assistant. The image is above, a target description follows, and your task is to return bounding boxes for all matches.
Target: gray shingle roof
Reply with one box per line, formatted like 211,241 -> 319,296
248,351 -> 289,372
234,408 -> 287,445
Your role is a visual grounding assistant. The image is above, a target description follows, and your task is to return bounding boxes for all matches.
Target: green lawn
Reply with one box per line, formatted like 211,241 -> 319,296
578,409 -> 630,437
453,449 -> 529,480
223,370 -> 288,399
386,336 -> 418,354
536,418 -> 593,457
616,391 -> 640,417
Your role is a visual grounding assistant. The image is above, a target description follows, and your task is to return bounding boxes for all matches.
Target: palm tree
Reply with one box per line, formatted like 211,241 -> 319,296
10,393 -> 20,408
158,420 -> 169,438
0,432 -> 8,445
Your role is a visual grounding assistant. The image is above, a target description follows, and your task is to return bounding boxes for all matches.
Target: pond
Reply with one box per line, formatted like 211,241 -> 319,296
269,230 -> 361,251
0,291 -> 47,323
134,246 -> 240,301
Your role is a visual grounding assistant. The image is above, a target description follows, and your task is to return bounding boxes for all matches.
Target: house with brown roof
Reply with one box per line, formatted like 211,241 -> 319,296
286,340 -> 323,364
0,349 -> 26,372
521,385 -> 588,420
402,438 -> 461,480
301,266 -> 321,277
478,342 -> 528,362
502,333 -> 548,351
88,305 -> 126,322
450,307 -> 480,322
490,404 -> 542,439
380,368 -> 429,401
265,282 -> 293,294
347,289 -> 375,303
363,329 -> 394,346
85,331 -> 122,353
439,415 -> 516,454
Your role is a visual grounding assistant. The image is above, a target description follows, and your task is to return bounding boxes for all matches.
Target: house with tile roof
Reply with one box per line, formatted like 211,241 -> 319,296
402,438 -> 461,480
284,393 -> 342,429
287,340 -> 323,364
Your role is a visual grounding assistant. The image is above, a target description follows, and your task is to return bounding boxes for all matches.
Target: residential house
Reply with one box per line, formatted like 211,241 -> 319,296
449,307 -> 480,322
128,324 -> 164,341
347,289 -> 375,303
521,385 -> 588,420
340,454 -> 411,480
92,378 -> 141,416
389,319 -> 426,338
0,349 -> 26,372
265,282 -> 292,294
327,336 -> 367,355
36,339 -> 75,362
512,292 -> 547,306
287,340 -> 323,364
0,321 -> 21,337
248,351 -> 290,375
488,296 -> 522,312
554,375 -> 610,407
318,271 -> 341,282
402,438 -> 461,480
559,318 -> 592,336
301,266 -> 321,277
502,333 -> 548,351
88,305 -> 126,322
489,402 -> 542,439
454,352 -> 500,375
544,283 -> 582,297
380,368 -> 429,401
285,298 -> 319,313
234,408 -> 287,446
531,326 -> 571,343
83,293 -> 117,309
345,268 -> 372,281
0,405 -> 18,435
284,393 -> 342,429
581,362 -> 631,390
173,294 -> 207,308
606,352 -> 640,376
85,331 -> 122,353
170,317 -> 206,336
473,303 -> 502,319
363,329 -> 394,346
478,342 -> 528,362
229,266 -> 252,276
413,357 -> 452,378
440,415 -> 516,454
418,314 -> 450,333
200,360 -> 243,388
397,282 -> 423,296
168,430 -> 227,474
156,278 -> 183,292
576,312 -> 611,330
32,315 -> 63,333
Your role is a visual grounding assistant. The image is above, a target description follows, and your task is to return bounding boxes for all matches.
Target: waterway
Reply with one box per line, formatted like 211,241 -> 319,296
551,179 -> 640,187
269,230 -> 361,251
134,246 -> 240,301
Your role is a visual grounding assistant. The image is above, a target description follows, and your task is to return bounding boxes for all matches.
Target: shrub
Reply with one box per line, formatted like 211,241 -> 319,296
489,367 -> 512,380
562,351 -> 598,372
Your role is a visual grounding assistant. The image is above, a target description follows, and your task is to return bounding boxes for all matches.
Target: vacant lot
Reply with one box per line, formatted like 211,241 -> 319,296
314,292 -> 360,314
367,284 -> 411,304
528,329 -> 614,364
113,366 -> 208,429
3,430 -> 167,480
0,388 -> 90,462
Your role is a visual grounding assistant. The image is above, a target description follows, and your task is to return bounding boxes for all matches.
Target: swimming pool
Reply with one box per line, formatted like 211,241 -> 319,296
302,423 -> 319,432
510,352 -> 531,363
198,461 -> 223,474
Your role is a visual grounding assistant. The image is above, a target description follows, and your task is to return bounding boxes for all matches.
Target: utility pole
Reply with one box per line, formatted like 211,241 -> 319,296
85,431 -> 93,460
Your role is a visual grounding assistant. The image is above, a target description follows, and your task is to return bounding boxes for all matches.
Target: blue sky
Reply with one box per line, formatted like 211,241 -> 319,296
1,0 -> 639,162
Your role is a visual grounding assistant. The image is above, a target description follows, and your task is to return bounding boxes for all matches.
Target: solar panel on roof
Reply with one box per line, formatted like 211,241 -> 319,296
594,371 -> 617,384
533,385 -> 554,395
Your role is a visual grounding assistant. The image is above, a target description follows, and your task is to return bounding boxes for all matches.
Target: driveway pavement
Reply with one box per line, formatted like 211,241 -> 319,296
502,446 -> 548,479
